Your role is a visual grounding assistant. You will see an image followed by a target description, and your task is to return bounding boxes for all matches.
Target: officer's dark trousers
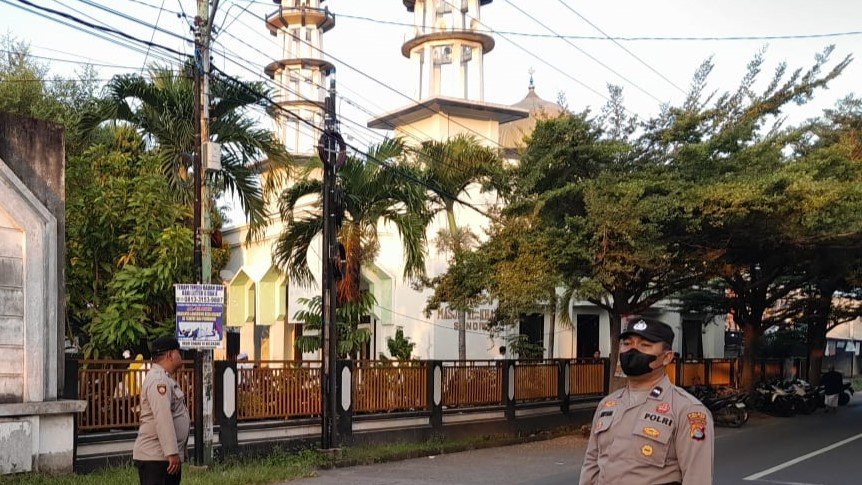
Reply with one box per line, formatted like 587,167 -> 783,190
135,460 -> 182,485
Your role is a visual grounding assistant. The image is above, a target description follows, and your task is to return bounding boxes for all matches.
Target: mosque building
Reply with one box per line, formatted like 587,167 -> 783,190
221,0 -> 726,362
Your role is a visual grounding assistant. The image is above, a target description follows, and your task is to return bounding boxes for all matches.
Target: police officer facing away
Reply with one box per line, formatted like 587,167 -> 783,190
579,318 -> 714,485
133,336 -> 191,485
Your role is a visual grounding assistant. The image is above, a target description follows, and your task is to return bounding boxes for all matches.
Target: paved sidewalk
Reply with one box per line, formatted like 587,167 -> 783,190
283,435 -> 588,485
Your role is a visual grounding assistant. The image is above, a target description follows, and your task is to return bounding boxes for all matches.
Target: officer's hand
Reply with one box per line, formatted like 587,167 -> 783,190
166,454 -> 181,475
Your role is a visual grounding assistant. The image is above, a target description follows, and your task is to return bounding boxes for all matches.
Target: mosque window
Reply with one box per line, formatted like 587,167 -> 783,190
461,46 -> 473,63
433,44 -> 453,65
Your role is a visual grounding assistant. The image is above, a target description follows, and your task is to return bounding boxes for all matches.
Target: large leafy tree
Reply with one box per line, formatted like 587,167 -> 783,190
66,126 -> 200,356
667,49 -> 853,389
274,139 -> 429,304
80,65 -> 291,236
415,135 -> 502,360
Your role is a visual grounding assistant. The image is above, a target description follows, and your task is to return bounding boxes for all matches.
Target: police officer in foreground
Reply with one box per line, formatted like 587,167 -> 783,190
579,318 -> 714,485
133,336 -> 190,485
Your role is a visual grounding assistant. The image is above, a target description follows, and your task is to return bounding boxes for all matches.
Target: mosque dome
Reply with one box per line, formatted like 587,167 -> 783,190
499,78 -> 564,154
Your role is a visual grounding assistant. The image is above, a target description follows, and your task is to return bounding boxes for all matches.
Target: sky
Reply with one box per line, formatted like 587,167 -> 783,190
2,0 -> 861,220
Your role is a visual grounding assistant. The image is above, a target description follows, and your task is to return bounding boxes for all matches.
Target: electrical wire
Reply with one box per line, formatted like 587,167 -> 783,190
437,0 -> 614,106
503,0 -> 665,103
140,0 -> 168,71
13,0 -> 498,220
7,0 -> 188,61
555,0 -> 687,95
206,12 -> 512,200
332,11 -> 862,42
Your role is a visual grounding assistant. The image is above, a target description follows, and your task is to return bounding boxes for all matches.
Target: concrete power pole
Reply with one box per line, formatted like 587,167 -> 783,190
193,0 -> 219,466
319,78 -> 344,450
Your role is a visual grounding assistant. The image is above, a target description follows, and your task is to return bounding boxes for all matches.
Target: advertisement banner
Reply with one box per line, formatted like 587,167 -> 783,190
175,284 -> 224,349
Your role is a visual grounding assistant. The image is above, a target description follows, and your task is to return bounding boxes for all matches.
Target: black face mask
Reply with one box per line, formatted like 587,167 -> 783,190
620,349 -> 658,376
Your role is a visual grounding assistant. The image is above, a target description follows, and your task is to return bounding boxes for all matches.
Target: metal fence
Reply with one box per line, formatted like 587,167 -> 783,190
569,359 -> 606,396
514,361 -> 559,402
237,361 -> 321,421
353,361 -> 427,414
77,360 -> 195,432
441,361 -> 502,408
74,357 -> 610,433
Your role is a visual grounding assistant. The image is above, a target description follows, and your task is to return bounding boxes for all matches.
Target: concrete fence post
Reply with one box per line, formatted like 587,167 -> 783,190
503,359 -> 516,421
336,360 -> 353,442
214,360 -> 238,457
558,359 -> 570,414
428,360 -> 443,429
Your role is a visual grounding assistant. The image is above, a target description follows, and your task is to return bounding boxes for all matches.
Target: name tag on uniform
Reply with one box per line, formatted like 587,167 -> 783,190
642,412 -> 673,426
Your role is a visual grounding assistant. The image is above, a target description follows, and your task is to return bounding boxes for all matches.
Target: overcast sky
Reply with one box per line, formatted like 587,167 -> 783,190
3,0 -> 861,220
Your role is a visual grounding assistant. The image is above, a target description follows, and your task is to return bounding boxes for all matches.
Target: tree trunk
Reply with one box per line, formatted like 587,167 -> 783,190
548,308 -> 556,360
608,311 -> 624,391
336,224 -> 362,304
458,311 -> 467,361
445,207 -> 467,361
807,282 -> 836,386
740,320 -> 762,391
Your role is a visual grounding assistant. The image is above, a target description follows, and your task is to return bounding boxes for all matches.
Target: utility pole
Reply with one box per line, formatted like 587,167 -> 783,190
318,77 -> 344,450
193,0 -> 220,466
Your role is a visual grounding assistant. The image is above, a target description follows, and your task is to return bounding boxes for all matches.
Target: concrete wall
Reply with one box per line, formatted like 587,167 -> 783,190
0,112 -> 83,475
0,113 -> 65,396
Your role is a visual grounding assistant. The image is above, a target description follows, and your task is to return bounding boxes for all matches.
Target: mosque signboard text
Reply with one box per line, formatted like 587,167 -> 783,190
436,305 -> 496,331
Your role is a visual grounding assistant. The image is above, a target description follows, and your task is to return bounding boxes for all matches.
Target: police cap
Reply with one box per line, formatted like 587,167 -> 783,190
619,317 -> 674,346
151,335 -> 180,355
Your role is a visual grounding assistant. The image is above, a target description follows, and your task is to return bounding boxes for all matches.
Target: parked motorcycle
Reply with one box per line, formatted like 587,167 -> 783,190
750,380 -> 797,417
689,386 -> 749,427
839,382 -> 855,406
787,379 -> 820,415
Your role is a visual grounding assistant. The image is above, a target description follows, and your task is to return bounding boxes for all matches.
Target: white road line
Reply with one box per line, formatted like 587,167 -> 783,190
743,432 -> 862,481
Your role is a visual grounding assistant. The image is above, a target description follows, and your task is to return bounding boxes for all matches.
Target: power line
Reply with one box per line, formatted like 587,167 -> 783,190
502,0 -> 664,104
8,0 -> 189,60
438,0 -> 614,106
0,49 -> 142,70
16,0 -> 497,220
555,0 -> 687,95
335,11 -> 862,42
232,3 -> 515,152
72,0 -> 192,45
140,0 -> 168,71
208,11 -> 509,193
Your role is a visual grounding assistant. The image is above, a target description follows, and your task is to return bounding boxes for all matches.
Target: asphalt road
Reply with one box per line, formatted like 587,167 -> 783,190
284,396 -> 862,485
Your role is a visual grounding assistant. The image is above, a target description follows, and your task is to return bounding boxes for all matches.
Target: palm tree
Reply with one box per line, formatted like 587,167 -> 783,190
80,65 -> 291,237
415,135 -> 502,360
274,138 -> 429,304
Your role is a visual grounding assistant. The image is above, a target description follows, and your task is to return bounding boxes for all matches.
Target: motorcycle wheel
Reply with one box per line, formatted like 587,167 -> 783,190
799,397 -> 818,415
715,406 -> 748,428
839,391 -> 851,406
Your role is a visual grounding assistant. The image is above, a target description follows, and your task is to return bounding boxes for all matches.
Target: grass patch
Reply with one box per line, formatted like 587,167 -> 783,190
3,427 -> 578,485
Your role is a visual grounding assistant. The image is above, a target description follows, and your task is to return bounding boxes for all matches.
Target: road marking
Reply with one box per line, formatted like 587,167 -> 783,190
743,432 -> 862,481
758,479 -> 821,485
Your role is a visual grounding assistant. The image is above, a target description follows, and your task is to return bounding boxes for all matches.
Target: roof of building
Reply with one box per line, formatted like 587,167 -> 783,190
367,96 -> 528,130
499,83 -> 564,152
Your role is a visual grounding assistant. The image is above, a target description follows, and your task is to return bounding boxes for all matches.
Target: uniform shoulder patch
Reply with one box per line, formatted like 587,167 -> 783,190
688,411 -> 707,441
157,384 -> 167,395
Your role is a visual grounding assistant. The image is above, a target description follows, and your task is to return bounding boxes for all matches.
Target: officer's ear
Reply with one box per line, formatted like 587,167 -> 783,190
660,344 -> 674,366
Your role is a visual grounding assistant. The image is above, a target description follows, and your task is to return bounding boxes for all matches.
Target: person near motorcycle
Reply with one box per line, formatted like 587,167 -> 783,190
822,366 -> 844,413
580,318 -> 714,485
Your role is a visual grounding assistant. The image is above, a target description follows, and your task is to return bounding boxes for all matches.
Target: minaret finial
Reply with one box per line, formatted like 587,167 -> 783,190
528,67 -> 535,90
